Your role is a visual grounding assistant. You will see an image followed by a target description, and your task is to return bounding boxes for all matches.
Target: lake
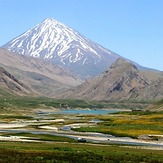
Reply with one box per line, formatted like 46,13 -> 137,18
57,109 -> 119,115
36,109 -> 120,116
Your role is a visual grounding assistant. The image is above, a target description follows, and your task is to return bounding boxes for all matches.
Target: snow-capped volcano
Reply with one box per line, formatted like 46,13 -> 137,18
3,18 -> 120,77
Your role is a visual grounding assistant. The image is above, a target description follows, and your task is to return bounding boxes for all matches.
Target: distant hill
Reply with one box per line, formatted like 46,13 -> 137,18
0,48 -> 162,101
58,58 -> 163,101
59,58 -> 151,100
0,48 -> 82,96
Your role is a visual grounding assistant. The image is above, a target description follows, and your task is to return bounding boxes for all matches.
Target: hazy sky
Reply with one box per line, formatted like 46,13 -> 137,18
0,0 -> 163,70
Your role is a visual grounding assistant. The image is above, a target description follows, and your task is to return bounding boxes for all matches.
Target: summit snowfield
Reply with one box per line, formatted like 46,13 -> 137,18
3,18 -> 120,77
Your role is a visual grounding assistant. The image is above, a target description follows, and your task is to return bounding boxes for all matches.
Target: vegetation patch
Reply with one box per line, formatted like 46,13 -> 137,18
0,141 -> 163,162
0,96 -> 151,110
73,112 -> 163,138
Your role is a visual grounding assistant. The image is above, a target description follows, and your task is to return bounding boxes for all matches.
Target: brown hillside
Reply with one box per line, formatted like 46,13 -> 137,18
0,67 -> 32,95
60,58 -> 150,100
0,48 -> 82,96
133,78 -> 163,101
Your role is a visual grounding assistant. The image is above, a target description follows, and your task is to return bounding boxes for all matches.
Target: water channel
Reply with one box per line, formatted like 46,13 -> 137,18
0,129 -> 163,148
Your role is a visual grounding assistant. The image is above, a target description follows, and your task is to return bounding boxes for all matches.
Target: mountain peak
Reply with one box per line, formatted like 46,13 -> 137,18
3,17 -> 120,77
114,58 -> 127,64
109,58 -> 138,71
110,58 -> 129,67
44,17 -> 56,22
41,17 -> 64,27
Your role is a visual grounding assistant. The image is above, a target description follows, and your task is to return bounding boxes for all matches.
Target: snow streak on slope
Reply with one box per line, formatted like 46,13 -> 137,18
3,18 -> 120,77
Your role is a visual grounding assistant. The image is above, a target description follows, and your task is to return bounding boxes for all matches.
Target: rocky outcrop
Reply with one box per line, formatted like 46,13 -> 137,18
0,67 -> 33,95
133,78 -> 163,101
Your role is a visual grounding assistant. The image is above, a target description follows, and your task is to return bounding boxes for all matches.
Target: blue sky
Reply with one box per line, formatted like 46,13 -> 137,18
0,0 -> 163,70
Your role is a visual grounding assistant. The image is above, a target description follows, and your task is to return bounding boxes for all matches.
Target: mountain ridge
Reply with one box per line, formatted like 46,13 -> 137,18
1,18 -> 162,101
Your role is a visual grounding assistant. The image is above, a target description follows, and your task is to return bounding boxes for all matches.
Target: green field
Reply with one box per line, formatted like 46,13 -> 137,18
0,141 -> 163,163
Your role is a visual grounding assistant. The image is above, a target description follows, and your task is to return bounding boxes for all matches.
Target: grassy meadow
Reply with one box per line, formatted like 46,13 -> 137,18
0,141 -> 163,162
73,111 -> 163,138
